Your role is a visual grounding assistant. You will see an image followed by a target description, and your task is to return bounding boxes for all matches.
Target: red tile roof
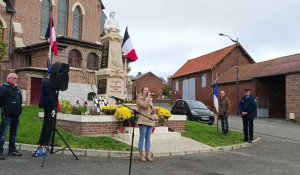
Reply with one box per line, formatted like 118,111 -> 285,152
218,53 -> 300,84
217,60 -> 274,84
171,45 -> 237,79
255,53 -> 300,78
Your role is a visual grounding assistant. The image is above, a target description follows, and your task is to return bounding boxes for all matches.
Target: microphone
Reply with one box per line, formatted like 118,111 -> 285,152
109,96 -> 124,103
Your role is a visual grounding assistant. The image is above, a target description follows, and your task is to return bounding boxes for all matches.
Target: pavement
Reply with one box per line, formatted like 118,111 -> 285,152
228,116 -> 300,141
0,117 -> 299,174
2,127 -> 257,158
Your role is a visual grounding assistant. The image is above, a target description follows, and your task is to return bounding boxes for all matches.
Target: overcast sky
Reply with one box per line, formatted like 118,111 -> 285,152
103,0 -> 300,80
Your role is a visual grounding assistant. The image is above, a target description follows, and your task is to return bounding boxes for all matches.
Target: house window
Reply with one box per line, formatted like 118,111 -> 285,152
40,0 -> 50,36
25,54 -> 32,67
0,21 -> 4,40
68,49 -> 82,68
87,53 -> 99,70
175,80 -> 179,91
72,6 -> 82,40
58,0 -> 68,36
201,74 -> 207,88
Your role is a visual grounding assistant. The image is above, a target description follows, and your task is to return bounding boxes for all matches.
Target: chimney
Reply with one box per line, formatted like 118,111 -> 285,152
138,72 -> 141,76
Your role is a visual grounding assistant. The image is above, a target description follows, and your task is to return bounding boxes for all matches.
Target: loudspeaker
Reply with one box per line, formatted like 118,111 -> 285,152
49,62 -> 69,91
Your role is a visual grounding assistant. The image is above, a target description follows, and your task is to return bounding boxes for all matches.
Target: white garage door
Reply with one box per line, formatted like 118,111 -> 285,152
182,78 -> 195,100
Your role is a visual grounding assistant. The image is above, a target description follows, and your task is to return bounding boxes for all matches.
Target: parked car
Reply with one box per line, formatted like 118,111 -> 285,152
171,99 -> 214,125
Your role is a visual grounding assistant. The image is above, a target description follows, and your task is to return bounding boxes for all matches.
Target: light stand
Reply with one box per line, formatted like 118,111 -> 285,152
219,33 -> 240,115
110,97 -> 154,175
34,91 -> 79,167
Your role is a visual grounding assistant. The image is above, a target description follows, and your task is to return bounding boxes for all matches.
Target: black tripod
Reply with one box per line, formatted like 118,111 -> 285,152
111,97 -> 155,175
35,91 -> 78,167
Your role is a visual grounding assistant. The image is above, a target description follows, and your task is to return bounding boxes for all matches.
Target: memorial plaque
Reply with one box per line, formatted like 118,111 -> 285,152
100,41 -> 109,69
97,79 -> 107,94
108,79 -> 123,94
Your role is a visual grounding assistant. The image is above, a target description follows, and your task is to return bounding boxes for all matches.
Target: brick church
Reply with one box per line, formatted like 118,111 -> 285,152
0,0 -> 107,105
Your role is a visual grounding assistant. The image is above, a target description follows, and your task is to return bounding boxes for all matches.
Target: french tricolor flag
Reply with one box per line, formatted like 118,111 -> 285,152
213,83 -> 219,113
121,27 -> 138,62
45,17 -> 58,56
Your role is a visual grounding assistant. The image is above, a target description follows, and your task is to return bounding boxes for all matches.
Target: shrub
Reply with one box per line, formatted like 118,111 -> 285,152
60,100 -> 72,114
154,106 -> 172,125
101,106 -> 117,115
114,106 -> 132,121
71,100 -> 88,115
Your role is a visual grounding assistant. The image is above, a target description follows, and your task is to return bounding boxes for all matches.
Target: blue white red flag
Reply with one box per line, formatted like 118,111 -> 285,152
121,27 -> 138,62
213,83 -> 219,113
45,17 -> 58,56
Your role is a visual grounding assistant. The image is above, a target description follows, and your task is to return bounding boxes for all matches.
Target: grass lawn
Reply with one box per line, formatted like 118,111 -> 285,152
182,121 -> 251,147
14,106 -> 132,151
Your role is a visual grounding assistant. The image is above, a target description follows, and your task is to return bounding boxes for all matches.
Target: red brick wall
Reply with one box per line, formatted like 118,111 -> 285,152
133,73 -> 163,99
217,80 -> 255,115
196,71 -> 213,109
286,73 -> 300,122
171,78 -> 183,102
12,0 -> 102,45
213,48 -> 253,82
171,47 -> 254,112
171,71 -> 213,109
57,120 -> 119,136
57,120 -> 186,135
165,120 -> 186,132
0,1 -> 103,86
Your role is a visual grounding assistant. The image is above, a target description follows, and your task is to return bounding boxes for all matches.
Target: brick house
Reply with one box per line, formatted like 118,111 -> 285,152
170,44 -> 255,113
0,0 -> 106,105
171,44 -> 300,122
131,72 -> 163,100
218,53 -> 300,121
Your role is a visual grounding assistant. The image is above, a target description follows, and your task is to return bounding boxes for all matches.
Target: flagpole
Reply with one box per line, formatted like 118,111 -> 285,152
125,56 -> 128,99
50,8 -> 53,65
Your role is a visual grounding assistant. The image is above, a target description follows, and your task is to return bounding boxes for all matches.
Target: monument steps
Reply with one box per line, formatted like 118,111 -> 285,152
114,126 -> 181,141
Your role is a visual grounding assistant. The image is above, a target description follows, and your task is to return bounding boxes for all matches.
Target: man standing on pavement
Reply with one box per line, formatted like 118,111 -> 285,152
218,90 -> 231,135
239,88 -> 257,143
0,73 -> 23,160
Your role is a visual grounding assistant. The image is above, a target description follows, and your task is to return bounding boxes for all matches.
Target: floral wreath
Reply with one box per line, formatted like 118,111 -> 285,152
94,95 -> 108,113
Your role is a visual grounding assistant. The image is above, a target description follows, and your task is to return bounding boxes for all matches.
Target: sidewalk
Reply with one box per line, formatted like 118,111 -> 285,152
115,135 -> 212,157
5,137 -> 259,158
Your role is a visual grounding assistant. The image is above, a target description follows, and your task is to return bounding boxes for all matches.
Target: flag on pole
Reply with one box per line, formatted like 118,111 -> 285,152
121,27 -> 138,62
45,17 -> 58,56
213,83 -> 219,113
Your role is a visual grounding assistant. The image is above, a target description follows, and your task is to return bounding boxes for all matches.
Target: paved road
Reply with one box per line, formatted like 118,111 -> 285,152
228,116 -> 300,141
0,118 -> 299,175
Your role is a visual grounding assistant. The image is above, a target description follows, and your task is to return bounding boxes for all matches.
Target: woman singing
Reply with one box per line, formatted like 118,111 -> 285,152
136,87 -> 156,162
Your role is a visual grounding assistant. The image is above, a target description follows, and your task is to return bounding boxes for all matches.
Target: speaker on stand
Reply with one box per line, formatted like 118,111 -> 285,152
39,62 -> 78,167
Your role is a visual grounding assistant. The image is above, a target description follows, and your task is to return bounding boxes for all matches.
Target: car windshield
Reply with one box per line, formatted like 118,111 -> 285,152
186,101 -> 207,109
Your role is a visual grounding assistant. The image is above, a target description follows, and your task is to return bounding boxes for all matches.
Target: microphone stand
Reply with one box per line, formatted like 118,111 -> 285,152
112,98 -> 154,175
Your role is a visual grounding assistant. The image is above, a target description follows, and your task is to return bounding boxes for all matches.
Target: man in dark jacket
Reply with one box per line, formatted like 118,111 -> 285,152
239,88 -> 257,143
0,73 -> 23,160
37,75 -> 57,147
218,90 -> 231,135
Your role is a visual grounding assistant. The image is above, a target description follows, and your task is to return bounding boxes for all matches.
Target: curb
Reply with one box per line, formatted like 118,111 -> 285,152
4,137 -> 260,158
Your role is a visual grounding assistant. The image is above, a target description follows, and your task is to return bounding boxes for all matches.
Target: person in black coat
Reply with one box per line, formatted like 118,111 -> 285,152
0,73 -> 23,160
239,88 -> 257,143
38,75 -> 57,146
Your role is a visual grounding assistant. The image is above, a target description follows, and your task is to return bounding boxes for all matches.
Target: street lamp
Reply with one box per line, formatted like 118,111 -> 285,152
219,33 -> 239,115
